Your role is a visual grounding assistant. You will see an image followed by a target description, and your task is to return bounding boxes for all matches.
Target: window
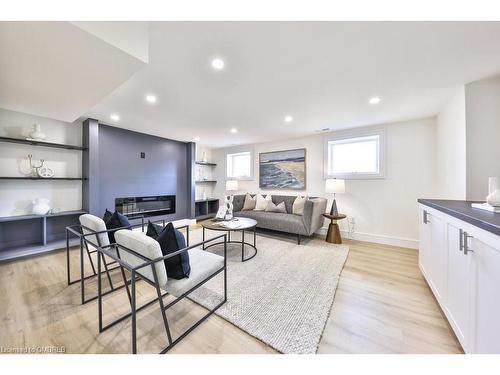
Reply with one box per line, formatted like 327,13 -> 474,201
325,129 -> 385,179
226,151 -> 252,180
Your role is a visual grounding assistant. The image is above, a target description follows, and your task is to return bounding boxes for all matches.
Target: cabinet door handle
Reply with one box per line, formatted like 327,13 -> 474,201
463,231 -> 474,255
423,210 -> 431,224
459,229 -> 464,252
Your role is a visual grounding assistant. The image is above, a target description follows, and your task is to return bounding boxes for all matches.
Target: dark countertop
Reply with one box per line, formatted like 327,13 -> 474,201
418,199 -> 500,237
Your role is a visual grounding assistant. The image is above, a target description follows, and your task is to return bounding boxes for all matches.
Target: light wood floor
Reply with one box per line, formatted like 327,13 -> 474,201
0,231 -> 462,354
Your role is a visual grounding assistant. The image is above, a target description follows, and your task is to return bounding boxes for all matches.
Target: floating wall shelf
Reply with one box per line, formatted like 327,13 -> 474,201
0,210 -> 86,262
0,136 -> 87,151
195,161 -> 217,166
195,180 -> 217,183
0,177 -> 87,181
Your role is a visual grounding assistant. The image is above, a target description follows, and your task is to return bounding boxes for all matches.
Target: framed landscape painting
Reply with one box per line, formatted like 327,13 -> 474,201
259,148 -> 306,189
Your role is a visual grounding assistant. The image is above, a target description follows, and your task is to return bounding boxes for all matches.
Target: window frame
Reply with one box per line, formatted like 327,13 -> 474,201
225,150 -> 254,181
323,127 -> 386,180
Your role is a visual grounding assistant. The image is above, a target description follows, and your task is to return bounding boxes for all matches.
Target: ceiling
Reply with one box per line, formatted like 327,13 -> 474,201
0,22 -> 146,122
4,22 -> 500,147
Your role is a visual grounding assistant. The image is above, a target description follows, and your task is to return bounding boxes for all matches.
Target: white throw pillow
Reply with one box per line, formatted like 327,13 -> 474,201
242,193 -> 257,210
292,195 -> 308,215
254,194 -> 272,211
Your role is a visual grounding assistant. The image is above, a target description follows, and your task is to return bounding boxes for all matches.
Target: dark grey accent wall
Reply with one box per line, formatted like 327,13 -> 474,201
82,118 -> 100,214
83,122 -> 194,221
186,142 -> 196,219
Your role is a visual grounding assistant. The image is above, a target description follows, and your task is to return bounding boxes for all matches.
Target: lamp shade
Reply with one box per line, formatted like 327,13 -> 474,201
226,180 -> 239,191
325,178 -> 345,194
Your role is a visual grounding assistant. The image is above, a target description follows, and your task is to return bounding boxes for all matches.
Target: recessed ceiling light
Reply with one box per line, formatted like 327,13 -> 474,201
230,128 -> 238,134
211,57 -> 225,71
194,136 -> 200,142
110,114 -> 120,121
145,94 -> 157,103
369,97 -> 381,105
284,115 -> 293,123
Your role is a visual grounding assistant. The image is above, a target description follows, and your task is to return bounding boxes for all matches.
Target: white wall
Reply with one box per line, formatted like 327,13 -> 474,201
465,76 -> 500,200
0,108 -> 82,216
212,117 -> 437,248
435,86 -> 467,199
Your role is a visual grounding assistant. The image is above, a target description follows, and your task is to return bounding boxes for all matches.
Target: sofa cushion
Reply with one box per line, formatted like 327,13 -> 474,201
79,214 -> 111,249
154,222 -> 191,280
232,194 -> 246,212
242,193 -> 257,210
165,248 -> 224,297
115,229 -> 168,287
292,195 -> 308,216
105,211 -> 131,243
271,195 -> 297,214
254,194 -> 272,211
265,201 -> 287,213
234,210 -> 307,235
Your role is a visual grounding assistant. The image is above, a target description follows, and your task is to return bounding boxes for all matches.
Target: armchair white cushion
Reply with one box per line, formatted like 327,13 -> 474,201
114,229 -> 224,298
79,213 -> 111,249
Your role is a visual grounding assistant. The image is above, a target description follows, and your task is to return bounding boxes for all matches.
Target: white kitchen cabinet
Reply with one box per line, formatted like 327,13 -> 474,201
418,207 -> 432,277
418,207 -> 446,302
469,234 -> 500,353
418,202 -> 500,354
445,222 -> 472,351
430,214 -> 446,301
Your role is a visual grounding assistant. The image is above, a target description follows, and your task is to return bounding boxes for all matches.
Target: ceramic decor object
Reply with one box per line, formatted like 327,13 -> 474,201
29,123 -> 46,141
487,189 -> 500,207
32,198 -> 51,215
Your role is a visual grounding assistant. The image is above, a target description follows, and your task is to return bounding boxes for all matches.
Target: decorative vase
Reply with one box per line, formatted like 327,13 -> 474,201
487,189 -> 500,207
202,152 -> 208,163
488,177 -> 499,195
29,123 -> 46,140
32,198 -> 51,215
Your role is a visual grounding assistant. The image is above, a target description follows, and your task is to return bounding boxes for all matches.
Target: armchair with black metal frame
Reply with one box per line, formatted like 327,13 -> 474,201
65,215 -> 190,305
84,230 -> 227,354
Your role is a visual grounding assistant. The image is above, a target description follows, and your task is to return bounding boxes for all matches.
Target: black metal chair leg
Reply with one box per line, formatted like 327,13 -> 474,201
241,229 -> 245,262
80,237 -> 85,305
224,236 -> 227,302
66,230 -> 71,286
151,266 -> 173,345
131,271 -> 137,354
101,252 -> 115,291
98,252 -> 103,332
84,241 -> 97,275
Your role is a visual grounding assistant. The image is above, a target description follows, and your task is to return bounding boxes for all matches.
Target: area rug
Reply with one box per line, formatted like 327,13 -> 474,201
187,229 -> 349,354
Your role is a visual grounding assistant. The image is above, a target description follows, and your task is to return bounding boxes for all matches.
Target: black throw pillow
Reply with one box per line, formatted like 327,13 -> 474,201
102,209 -> 113,224
147,222 -> 190,280
104,210 -> 131,243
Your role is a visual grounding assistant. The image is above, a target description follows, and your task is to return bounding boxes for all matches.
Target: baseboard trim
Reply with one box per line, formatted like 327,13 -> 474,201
316,227 -> 418,249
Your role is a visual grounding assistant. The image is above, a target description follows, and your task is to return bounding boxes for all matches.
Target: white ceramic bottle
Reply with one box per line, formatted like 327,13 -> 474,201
486,177 -> 500,207
29,123 -> 46,140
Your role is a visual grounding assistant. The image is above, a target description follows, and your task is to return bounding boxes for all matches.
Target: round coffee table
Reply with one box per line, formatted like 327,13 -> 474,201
201,217 -> 258,262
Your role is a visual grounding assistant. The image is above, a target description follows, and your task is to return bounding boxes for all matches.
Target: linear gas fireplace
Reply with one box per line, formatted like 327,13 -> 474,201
115,195 -> 176,219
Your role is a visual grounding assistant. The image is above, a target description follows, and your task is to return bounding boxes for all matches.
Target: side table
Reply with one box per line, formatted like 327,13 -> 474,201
322,213 -> 347,244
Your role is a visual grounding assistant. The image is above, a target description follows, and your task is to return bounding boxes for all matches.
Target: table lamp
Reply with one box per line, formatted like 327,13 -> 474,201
325,178 -> 345,216
225,180 -> 239,220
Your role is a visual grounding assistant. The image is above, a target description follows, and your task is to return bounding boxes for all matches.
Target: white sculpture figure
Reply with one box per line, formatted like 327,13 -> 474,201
37,166 -> 55,178
224,180 -> 239,220
28,154 -> 44,177
32,198 -> 51,215
224,194 -> 234,220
